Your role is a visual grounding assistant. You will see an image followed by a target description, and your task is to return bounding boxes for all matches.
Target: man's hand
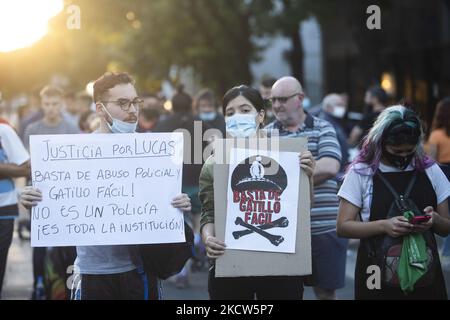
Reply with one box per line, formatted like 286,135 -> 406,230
20,186 -> 42,209
171,193 -> 192,212
299,151 -> 315,179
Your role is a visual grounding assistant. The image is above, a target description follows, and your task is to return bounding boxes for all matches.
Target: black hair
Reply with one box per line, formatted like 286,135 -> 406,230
172,85 -> 193,113
261,78 -> 277,88
140,107 -> 160,121
78,110 -> 94,132
368,86 -> 388,105
194,88 -> 218,110
222,85 -> 265,115
382,109 -> 422,146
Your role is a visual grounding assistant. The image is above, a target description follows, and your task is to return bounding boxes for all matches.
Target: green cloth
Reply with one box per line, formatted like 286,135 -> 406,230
398,211 -> 428,294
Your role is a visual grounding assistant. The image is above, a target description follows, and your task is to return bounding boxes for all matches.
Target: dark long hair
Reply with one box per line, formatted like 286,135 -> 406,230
222,85 -> 266,114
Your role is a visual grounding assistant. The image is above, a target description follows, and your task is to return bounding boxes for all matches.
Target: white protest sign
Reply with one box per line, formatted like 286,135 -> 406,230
224,148 -> 299,253
30,132 -> 185,247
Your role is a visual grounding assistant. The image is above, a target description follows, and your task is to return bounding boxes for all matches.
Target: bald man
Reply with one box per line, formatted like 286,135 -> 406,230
265,77 -> 348,300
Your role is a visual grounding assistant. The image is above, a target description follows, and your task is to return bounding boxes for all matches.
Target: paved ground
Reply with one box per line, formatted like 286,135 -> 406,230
3,229 -> 450,300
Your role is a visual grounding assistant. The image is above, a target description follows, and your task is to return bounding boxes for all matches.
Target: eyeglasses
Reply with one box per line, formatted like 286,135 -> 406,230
269,93 -> 300,104
102,97 -> 144,111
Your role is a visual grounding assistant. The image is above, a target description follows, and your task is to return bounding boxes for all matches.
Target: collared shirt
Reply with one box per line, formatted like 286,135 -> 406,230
265,114 -> 342,235
316,111 -> 350,170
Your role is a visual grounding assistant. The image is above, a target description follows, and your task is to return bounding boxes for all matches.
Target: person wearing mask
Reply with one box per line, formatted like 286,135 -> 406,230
337,106 -> 450,299
317,93 -> 350,174
20,72 -> 192,300
191,89 -> 226,274
193,88 -> 225,137
200,85 -> 315,299
348,86 -> 388,147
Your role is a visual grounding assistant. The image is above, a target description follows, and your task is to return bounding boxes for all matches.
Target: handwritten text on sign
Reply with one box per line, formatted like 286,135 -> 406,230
30,133 -> 184,247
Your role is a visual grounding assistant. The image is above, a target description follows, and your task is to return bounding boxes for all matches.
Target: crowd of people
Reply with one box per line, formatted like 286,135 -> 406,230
0,71 -> 448,300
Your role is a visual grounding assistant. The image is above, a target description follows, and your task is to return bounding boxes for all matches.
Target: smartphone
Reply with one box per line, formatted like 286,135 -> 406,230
411,215 -> 431,225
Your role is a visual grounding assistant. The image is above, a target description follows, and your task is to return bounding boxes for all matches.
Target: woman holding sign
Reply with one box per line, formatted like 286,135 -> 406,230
199,85 -> 315,299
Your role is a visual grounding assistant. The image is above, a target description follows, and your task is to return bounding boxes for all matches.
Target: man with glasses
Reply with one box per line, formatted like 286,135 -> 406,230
21,73 -> 192,300
266,77 -> 347,300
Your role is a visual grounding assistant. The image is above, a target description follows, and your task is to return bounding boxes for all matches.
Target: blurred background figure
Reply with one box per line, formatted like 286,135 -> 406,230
348,86 -> 388,147
193,88 -> 225,137
259,77 -> 277,124
0,122 -> 30,299
23,86 -> 80,149
136,107 -> 160,133
63,91 -> 79,128
317,93 -> 350,176
78,110 -> 101,133
154,85 -> 202,289
427,97 -> 450,262
427,97 -> 450,178
75,91 -> 93,115
18,89 -> 43,143
22,85 -> 80,300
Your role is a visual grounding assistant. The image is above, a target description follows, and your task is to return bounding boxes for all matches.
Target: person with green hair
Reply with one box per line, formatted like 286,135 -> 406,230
337,105 -> 450,300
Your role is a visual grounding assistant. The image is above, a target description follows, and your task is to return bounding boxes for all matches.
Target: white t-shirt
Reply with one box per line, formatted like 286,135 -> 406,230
338,162 -> 450,222
0,124 -> 30,208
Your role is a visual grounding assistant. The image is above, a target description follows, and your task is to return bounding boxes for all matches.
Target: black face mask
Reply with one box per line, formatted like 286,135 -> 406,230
383,151 -> 415,170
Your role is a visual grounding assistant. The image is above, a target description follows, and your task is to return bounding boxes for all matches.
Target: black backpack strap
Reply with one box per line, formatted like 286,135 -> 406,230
375,171 -> 400,200
404,173 -> 417,198
375,170 -> 417,199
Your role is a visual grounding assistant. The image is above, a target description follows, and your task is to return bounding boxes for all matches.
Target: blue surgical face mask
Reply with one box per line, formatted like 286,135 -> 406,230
199,111 -> 217,121
102,105 -> 137,134
225,113 -> 258,138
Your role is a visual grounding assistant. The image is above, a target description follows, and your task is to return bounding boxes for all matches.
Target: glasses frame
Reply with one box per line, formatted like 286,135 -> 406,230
102,97 -> 144,111
269,93 -> 301,105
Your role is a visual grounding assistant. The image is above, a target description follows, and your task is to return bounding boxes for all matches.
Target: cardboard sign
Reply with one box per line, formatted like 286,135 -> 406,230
214,138 -> 311,277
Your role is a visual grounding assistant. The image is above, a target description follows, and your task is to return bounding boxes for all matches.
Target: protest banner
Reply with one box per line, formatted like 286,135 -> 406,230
29,132 -> 185,247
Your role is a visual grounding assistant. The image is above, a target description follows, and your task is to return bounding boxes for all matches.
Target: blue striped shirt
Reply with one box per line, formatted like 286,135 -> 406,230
265,114 -> 342,235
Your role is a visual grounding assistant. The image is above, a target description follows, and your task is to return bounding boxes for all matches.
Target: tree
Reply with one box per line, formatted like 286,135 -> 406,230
117,0 -> 275,94
1,0 -> 277,96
